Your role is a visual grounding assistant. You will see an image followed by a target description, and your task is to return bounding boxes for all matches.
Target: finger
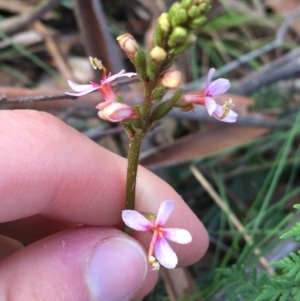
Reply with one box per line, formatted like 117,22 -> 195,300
0,110 -> 208,265
0,226 -> 156,301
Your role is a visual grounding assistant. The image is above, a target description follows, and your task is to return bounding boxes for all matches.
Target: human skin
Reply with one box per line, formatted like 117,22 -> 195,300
0,110 -> 209,301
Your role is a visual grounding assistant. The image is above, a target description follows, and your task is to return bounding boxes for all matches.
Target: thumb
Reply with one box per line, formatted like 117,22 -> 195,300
0,227 -> 153,301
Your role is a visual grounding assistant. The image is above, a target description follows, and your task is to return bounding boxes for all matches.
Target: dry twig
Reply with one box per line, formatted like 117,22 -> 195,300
0,0 -> 62,35
185,8 -> 300,91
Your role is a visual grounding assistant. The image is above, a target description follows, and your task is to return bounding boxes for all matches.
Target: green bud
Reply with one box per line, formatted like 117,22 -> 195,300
168,27 -> 187,47
199,2 -> 208,12
168,2 -> 181,21
147,47 -> 167,79
170,8 -> 188,27
157,13 -> 170,34
135,49 -> 148,81
150,88 -> 183,122
183,33 -> 197,46
182,0 -> 193,9
149,46 -> 167,63
188,6 -> 201,18
154,13 -> 171,47
190,16 -> 207,28
168,33 -> 196,59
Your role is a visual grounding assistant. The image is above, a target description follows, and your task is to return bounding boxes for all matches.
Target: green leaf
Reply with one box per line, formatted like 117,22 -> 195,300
150,88 -> 183,122
280,222 -> 300,241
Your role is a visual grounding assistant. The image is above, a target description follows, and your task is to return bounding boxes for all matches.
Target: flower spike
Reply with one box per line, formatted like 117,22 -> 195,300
122,200 -> 192,269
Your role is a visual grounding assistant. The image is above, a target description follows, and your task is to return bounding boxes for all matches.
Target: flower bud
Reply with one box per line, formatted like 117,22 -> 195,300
157,13 -> 170,35
188,6 -> 201,18
168,33 -> 197,58
160,70 -> 182,89
168,27 -> 187,47
190,16 -> 207,28
116,33 -> 139,60
182,0 -> 193,9
97,102 -> 139,122
168,2 -> 181,21
183,33 -> 197,46
149,46 -> 167,64
170,8 -> 188,27
199,2 -> 208,12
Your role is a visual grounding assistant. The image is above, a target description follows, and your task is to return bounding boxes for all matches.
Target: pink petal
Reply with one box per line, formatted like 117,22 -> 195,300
163,228 -> 192,244
208,78 -> 230,96
95,101 -> 111,110
204,68 -> 215,93
213,105 -> 238,123
67,80 -> 96,92
205,97 -> 217,116
65,88 -> 99,97
122,210 -> 153,231
154,237 -> 178,269
65,83 -> 99,97
98,102 -> 137,122
221,110 -> 238,123
155,200 -> 174,227
102,70 -> 137,84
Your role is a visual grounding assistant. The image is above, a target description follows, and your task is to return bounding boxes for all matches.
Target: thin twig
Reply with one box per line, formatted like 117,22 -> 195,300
0,0 -> 62,35
0,77 -> 140,105
234,48 -> 300,95
184,8 -> 300,91
0,93 -> 76,104
190,164 -> 274,275
214,8 -> 299,77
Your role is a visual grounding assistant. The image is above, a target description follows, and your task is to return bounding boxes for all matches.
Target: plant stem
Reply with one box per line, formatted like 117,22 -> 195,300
124,75 -> 157,211
125,133 -> 144,210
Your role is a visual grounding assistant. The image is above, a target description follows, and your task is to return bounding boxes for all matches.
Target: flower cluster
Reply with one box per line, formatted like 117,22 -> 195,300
66,60 -> 237,123
122,200 -> 192,269
66,57 -> 138,122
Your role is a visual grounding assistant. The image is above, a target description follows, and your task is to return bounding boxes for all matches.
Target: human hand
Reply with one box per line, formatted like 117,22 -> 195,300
0,110 -> 208,301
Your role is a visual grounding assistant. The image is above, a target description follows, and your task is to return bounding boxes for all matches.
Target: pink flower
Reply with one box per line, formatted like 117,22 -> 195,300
184,68 -> 238,123
66,69 -> 136,99
96,101 -> 138,122
122,200 -> 192,269
66,59 -> 138,122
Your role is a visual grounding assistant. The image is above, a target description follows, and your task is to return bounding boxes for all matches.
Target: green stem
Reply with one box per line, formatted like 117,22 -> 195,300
124,77 -> 157,211
125,133 -> 144,210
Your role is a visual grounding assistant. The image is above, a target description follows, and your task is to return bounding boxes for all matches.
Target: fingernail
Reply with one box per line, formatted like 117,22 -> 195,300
87,236 -> 148,301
